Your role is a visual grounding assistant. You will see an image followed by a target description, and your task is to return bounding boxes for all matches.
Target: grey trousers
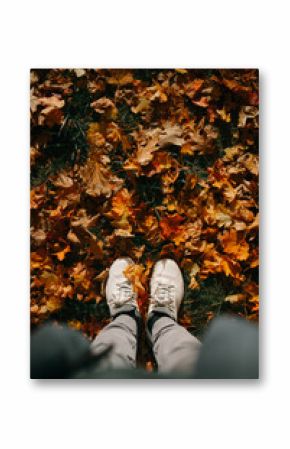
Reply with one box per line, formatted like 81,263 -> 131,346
91,313 -> 201,375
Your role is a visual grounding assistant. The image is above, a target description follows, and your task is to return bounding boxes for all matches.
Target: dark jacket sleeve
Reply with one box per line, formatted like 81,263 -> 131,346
193,315 -> 259,379
30,323 -> 91,379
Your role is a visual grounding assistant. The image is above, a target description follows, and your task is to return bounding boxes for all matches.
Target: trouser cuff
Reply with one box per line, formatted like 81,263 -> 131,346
147,307 -> 175,335
113,305 -> 142,336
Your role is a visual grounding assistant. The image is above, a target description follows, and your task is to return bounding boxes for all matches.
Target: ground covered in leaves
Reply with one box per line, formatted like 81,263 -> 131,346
31,69 -> 259,358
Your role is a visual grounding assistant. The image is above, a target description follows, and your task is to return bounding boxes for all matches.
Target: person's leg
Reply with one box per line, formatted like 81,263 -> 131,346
91,308 -> 139,371
147,259 -> 201,376
149,313 -> 201,375
90,257 -> 140,371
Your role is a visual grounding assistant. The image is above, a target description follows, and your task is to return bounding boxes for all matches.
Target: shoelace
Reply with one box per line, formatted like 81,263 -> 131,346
112,280 -> 136,307
151,283 -> 175,313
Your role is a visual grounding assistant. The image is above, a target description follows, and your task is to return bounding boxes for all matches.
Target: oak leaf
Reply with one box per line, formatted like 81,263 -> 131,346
90,97 -> 118,120
136,123 -> 184,166
80,151 -> 123,198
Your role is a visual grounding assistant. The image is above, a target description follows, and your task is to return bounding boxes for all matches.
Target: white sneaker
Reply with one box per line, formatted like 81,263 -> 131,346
105,257 -> 138,317
148,259 -> 184,321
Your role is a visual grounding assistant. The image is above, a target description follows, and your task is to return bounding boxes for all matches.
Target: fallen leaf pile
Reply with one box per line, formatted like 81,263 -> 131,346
31,69 -> 259,343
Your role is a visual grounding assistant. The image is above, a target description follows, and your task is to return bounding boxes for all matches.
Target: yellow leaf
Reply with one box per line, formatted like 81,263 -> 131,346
225,294 -> 246,304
